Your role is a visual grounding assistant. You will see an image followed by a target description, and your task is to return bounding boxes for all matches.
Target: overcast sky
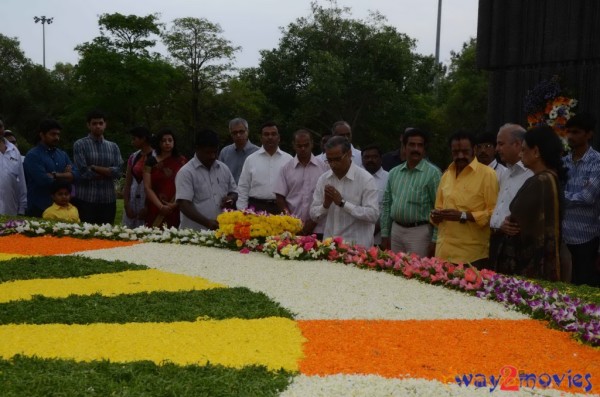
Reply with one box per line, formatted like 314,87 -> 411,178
3,0 -> 479,69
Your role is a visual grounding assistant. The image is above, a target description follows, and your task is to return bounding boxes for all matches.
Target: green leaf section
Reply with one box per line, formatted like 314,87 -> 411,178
0,356 -> 293,397
0,288 -> 295,325
0,256 -> 147,282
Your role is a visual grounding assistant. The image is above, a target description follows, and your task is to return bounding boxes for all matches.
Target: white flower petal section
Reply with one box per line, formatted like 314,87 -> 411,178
79,244 -> 527,320
281,375 -> 591,397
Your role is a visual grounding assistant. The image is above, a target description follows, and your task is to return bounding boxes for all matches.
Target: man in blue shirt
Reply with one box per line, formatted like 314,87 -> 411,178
562,113 -> 600,287
23,119 -> 79,218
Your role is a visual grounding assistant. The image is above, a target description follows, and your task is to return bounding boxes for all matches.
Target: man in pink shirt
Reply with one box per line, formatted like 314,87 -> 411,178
274,129 -> 329,237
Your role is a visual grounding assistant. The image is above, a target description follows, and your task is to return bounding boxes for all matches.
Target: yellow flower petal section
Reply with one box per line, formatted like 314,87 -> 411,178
0,318 -> 304,371
0,253 -> 31,261
0,269 -> 225,303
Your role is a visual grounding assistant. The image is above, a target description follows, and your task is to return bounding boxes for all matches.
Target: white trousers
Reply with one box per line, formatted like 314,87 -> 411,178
390,222 -> 432,258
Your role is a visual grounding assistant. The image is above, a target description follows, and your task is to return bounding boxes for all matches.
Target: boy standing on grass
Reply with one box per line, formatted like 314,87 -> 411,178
42,183 -> 80,223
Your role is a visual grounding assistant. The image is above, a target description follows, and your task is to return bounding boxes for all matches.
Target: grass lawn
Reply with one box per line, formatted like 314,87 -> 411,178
114,199 -> 124,225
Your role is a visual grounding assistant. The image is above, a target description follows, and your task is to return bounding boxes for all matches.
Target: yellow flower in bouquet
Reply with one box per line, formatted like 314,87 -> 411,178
217,210 -> 302,240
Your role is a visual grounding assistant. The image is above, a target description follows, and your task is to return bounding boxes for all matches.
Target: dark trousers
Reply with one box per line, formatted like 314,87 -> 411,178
25,206 -> 45,218
248,197 -> 280,215
488,231 -> 505,271
568,237 -> 600,287
73,198 -> 116,225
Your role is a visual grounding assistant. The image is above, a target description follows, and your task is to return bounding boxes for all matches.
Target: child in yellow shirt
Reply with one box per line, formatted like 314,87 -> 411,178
42,183 -> 80,223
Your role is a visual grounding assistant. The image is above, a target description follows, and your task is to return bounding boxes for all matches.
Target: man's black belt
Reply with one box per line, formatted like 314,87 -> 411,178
395,220 -> 430,228
249,197 -> 276,205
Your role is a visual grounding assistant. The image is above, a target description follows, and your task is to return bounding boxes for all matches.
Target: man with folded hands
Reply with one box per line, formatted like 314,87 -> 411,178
310,135 -> 379,248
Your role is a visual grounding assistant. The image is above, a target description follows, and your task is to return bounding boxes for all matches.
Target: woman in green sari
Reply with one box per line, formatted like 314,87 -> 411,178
497,126 -> 567,281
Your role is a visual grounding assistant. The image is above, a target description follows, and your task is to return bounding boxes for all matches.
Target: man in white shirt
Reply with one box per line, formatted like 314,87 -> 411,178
237,121 -> 293,214
176,129 -> 237,231
331,121 -> 362,167
489,123 -> 533,269
0,129 -> 27,216
361,144 -> 389,245
310,136 -> 379,248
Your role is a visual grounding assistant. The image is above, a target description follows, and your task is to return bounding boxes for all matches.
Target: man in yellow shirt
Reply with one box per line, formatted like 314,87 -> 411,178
431,132 -> 498,267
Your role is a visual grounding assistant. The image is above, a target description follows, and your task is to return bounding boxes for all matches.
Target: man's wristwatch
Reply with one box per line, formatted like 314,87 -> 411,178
459,211 -> 467,223
51,171 -> 57,180
338,199 -> 346,208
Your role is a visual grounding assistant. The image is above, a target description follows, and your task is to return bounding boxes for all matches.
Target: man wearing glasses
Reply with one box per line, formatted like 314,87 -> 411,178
218,118 -> 259,183
475,132 -> 506,180
310,135 -> 379,248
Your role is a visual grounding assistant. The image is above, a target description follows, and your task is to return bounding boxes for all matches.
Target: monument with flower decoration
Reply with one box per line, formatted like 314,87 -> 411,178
524,76 -> 577,148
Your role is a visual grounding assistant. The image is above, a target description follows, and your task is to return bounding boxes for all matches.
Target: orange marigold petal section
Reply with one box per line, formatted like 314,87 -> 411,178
298,319 -> 600,393
0,235 -> 139,255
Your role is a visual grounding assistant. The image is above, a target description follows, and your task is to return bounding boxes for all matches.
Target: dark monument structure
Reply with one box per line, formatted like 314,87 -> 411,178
477,0 -> 600,145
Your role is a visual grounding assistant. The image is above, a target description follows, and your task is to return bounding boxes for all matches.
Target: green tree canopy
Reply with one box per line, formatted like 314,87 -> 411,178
249,2 -> 436,147
74,13 -> 181,147
162,17 -> 241,132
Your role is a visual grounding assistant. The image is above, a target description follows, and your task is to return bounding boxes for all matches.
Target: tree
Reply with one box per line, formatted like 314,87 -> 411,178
97,13 -> 162,57
162,17 -> 240,132
0,34 -> 72,146
426,38 -> 489,166
250,2 -> 435,147
0,34 -> 32,129
74,13 -> 180,145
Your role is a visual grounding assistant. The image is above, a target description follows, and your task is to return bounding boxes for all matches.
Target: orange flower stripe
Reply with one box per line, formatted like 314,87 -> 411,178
0,235 -> 139,255
297,319 -> 600,393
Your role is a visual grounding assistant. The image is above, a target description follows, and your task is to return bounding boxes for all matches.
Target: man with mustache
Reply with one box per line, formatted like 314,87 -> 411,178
361,144 -> 389,246
0,119 -> 26,216
23,119 -> 79,218
274,129 -> 328,237
431,131 -> 498,267
237,121 -> 292,214
175,129 -> 238,231
475,132 -> 506,180
381,129 -> 441,257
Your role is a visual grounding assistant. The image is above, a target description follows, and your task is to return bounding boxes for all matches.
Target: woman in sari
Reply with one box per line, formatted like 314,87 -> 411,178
497,126 -> 567,281
122,127 -> 153,228
143,128 -> 187,228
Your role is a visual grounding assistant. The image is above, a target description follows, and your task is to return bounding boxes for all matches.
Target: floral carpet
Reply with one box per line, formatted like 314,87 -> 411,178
0,233 -> 599,396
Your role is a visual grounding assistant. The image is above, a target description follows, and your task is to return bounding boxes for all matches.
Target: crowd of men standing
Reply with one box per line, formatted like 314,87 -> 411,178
1,112 -> 599,287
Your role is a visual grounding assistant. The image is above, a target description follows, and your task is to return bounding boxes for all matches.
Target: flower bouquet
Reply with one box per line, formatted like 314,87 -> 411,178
524,75 -> 577,140
215,209 -> 302,251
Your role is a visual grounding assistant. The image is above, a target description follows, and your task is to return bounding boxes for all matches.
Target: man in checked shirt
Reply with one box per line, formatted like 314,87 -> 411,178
72,109 -> 123,225
562,113 -> 600,287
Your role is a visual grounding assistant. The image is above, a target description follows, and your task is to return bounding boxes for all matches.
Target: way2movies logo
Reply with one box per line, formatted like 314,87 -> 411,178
455,365 -> 592,393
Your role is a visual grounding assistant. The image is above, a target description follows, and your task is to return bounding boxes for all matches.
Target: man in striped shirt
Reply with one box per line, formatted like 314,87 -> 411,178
562,113 -> 600,287
381,129 -> 441,257
73,109 -> 123,225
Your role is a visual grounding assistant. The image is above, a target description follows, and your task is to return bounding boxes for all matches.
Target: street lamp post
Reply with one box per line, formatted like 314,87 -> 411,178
34,16 -> 54,69
435,0 -> 442,65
